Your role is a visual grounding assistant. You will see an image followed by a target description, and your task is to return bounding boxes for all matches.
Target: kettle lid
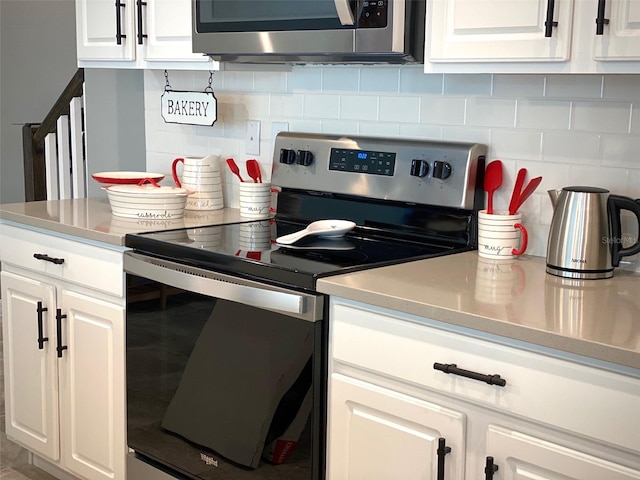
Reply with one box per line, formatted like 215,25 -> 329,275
563,186 -> 609,193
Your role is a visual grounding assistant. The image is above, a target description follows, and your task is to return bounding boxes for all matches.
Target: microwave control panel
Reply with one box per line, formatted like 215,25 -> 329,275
359,0 -> 388,28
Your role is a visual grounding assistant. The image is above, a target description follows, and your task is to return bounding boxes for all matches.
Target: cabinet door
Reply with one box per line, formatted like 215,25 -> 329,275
1,271 -> 60,461
594,0 -> 640,60
144,0 -> 208,62
327,373 -> 465,480
485,425 -> 640,479
58,289 -> 126,480
427,0 -> 574,62
75,0 -> 136,61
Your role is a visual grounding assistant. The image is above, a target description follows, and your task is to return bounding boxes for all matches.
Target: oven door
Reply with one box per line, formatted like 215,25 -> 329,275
124,252 -> 325,480
191,0 -> 395,58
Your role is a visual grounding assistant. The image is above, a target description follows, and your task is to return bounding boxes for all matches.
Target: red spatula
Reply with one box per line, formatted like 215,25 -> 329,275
484,160 -> 503,214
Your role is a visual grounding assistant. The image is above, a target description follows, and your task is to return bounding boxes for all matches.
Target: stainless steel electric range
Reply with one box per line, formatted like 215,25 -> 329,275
123,132 -> 486,480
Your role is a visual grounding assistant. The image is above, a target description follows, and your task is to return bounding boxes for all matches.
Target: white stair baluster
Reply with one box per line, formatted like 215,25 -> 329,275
44,132 -> 60,201
56,115 -> 72,199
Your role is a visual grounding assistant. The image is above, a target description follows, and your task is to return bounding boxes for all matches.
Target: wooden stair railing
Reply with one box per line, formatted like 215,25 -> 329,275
23,68 -> 86,202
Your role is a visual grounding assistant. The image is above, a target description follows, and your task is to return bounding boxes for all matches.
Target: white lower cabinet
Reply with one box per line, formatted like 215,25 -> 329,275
328,373 -> 465,480
1,224 -> 126,480
327,298 -> 640,480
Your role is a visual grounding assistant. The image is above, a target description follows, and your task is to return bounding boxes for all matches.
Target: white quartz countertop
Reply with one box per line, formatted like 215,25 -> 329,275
317,252 -> 640,371
0,198 -> 246,246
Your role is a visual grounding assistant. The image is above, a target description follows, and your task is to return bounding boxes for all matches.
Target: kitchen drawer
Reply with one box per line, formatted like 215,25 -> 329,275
330,300 -> 640,454
0,224 -> 124,297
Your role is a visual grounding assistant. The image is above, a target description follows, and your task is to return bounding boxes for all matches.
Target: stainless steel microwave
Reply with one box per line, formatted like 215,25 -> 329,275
191,0 -> 425,64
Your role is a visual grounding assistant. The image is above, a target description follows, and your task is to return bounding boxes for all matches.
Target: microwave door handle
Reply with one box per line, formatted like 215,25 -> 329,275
334,0 -> 355,25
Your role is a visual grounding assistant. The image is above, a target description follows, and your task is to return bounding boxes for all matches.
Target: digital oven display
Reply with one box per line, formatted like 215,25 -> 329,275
329,148 -> 396,176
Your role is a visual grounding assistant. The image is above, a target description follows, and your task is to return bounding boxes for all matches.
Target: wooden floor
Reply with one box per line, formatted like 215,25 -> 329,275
0,302 -> 58,480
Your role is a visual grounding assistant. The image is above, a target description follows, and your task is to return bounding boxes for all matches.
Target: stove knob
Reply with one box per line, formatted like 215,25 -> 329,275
433,161 -> 452,179
410,159 -> 429,177
297,150 -> 314,166
279,148 -> 297,164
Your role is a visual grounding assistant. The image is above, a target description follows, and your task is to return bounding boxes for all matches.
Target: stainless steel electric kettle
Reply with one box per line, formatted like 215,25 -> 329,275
547,186 -> 640,279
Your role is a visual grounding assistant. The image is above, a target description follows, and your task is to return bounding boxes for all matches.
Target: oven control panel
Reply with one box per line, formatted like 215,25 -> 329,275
328,148 -> 396,176
272,132 -> 487,210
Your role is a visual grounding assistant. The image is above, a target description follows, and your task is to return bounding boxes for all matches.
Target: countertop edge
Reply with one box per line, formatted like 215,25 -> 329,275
317,272 -> 640,373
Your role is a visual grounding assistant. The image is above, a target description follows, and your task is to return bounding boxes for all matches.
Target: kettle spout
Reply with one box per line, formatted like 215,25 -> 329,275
548,189 -> 562,208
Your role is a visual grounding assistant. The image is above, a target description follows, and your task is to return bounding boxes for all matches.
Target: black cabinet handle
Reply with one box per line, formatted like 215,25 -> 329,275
436,437 -> 451,480
485,456 -> 499,479
33,253 -> 64,265
36,301 -> 49,350
544,0 -> 558,37
115,0 -> 126,45
596,0 -> 610,35
56,309 -> 68,358
136,0 -> 147,45
434,363 -> 507,387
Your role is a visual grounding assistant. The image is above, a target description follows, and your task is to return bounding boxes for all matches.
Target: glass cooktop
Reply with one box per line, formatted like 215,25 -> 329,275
125,218 -> 465,291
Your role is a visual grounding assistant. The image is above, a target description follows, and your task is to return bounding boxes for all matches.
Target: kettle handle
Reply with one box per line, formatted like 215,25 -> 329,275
608,195 -> 640,267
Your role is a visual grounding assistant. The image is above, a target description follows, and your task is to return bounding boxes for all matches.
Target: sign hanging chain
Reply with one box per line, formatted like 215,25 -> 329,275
204,71 -> 214,93
164,70 -> 172,92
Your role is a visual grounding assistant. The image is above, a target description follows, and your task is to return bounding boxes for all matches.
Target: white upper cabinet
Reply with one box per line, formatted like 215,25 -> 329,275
593,0 -> 640,60
75,0 -> 216,69
425,0 -> 640,73
428,0 -> 574,63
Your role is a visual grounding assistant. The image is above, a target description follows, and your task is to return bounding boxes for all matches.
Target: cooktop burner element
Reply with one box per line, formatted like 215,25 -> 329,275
125,133 -> 487,291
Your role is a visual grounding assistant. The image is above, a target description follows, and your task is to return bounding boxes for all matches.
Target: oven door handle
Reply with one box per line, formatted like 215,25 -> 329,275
124,252 -> 323,322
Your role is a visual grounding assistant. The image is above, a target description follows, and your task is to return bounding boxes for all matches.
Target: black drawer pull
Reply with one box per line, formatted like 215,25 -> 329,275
433,362 -> 507,387
595,0 -> 610,35
436,437 -> 451,480
56,309 -> 68,358
36,301 -> 49,349
485,456 -> 499,479
136,0 -> 147,44
33,253 -> 65,265
116,0 -> 126,45
544,0 -> 558,37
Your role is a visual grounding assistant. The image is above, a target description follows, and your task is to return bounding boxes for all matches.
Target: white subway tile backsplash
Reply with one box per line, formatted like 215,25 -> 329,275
322,67 -> 359,92
360,122 -> 401,137
360,67 -> 400,93
516,99 -> 570,130
401,124 -> 443,140
320,120 -> 359,135
492,75 -> 545,98
545,75 -> 603,99
340,95 -> 378,121
572,101 -> 632,134
400,70 -> 443,94
567,165 -> 630,193
542,131 -> 601,164
287,67 -> 322,92
603,75 -> 640,100
253,72 -> 287,93
601,134 -> 640,169
441,126 -> 490,144
466,98 -> 516,128
142,68 -> 640,271
379,96 -> 419,123
303,94 -> 340,118
222,71 -> 254,91
419,96 -> 465,125
632,104 -> 640,134
269,93 -> 304,118
443,74 -> 492,95
490,129 -> 542,160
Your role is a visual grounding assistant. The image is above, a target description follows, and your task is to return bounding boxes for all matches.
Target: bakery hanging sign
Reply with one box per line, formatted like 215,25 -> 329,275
161,70 -> 217,127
